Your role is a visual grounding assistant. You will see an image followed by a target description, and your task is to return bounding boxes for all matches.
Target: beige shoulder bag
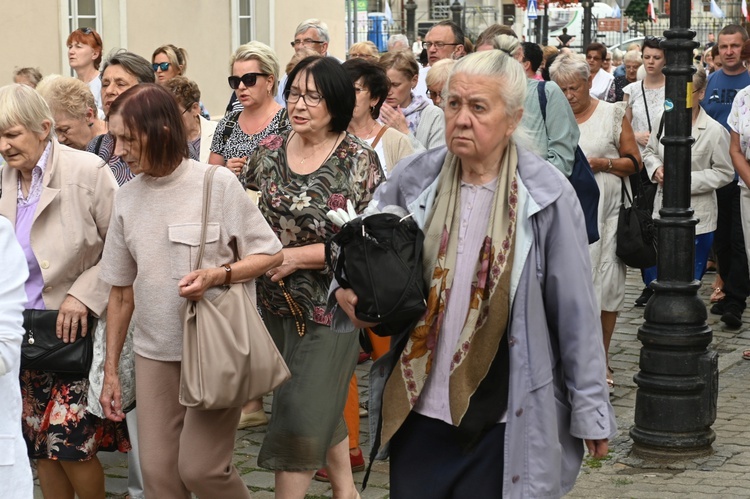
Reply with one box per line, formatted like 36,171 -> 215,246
179,166 -> 291,410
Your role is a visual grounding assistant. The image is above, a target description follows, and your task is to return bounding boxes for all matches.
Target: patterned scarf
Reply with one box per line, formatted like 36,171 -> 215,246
401,94 -> 431,136
381,142 -> 519,447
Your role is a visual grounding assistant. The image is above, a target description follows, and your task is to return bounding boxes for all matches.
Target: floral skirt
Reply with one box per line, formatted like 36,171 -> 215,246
20,369 -> 130,461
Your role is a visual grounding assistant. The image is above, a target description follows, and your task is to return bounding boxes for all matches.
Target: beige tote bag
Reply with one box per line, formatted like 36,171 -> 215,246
179,166 -> 291,410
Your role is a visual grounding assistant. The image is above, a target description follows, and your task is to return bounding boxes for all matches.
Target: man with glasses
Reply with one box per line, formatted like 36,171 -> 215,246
275,19 -> 337,105
424,21 -> 466,67
586,42 -> 615,102
701,24 -> 750,328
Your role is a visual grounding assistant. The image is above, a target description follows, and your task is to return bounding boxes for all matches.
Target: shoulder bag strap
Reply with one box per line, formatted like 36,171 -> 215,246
222,111 -> 241,145
194,166 -> 219,271
641,80 -> 652,133
370,125 -> 389,148
93,134 -> 106,157
656,113 -> 666,141
537,81 -> 548,122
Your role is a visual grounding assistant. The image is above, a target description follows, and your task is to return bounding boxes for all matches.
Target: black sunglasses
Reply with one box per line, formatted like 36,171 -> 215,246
79,27 -> 93,34
228,72 -> 269,89
152,62 -> 170,72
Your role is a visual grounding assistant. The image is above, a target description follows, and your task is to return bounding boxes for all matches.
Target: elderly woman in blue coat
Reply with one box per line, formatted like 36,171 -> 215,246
332,49 -> 616,498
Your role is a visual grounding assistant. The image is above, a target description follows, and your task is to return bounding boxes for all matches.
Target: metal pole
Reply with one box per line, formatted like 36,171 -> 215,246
582,0 -> 592,48
542,0 -> 549,46
406,0 -> 416,49
353,0 -> 358,44
630,0 -> 717,459
451,0 -> 463,32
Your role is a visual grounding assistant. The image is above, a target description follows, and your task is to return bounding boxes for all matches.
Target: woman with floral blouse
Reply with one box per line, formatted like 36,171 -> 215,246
240,56 -> 382,499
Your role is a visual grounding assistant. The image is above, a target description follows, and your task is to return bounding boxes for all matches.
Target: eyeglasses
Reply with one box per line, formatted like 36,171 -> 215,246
286,89 -> 323,107
291,38 -> 325,48
79,27 -> 93,34
152,62 -> 171,72
182,103 -> 196,115
426,90 -> 441,100
423,42 -> 460,50
643,36 -> 665,48
228,72 -> 269,89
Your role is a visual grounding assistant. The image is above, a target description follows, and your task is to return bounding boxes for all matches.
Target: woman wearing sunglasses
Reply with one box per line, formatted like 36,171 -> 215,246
152,44 -> 210,120
66,27 -> 105,117
208,41 -> 290,178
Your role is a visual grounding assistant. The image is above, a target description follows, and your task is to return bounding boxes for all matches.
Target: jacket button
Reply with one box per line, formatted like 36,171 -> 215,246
40,260 -> 50,269
512,475 -> 520,483
516,408 -> 523,417
508,336 -> 516,347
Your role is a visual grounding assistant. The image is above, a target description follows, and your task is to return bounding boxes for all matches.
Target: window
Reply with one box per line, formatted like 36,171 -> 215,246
232,0 -> 256,50
68,0 -> 101,33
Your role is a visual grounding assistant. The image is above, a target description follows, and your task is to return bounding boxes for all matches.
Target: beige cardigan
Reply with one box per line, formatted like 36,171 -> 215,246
0,140 -> 118,315
379,126 -> 415,173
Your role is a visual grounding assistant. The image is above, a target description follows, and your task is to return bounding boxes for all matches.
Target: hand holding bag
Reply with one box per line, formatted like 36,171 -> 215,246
179,166 -> 291,410
21,310 -> 96,375
616,177 -> 657,269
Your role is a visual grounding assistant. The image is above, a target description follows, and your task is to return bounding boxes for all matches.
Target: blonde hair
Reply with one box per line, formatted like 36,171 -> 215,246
349,41 -> 380,60
152,44 -> 188,74
549,53 -> 590,83
0,84 -> 54,138
425,58 -> 455,88
492,34 -> 521,58
12,67 -> 43,88
36,76 -> 96,120
693,66 -> 707,93
230,41 -> 281,95
378,49 -> 419,79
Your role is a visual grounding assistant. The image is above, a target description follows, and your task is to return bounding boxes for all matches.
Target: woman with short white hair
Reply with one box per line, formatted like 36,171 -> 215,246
335,49 -> 616,498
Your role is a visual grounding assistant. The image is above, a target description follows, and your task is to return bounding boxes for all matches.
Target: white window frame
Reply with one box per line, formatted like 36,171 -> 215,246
232,0 -> 256,51
60,0 -> 103,75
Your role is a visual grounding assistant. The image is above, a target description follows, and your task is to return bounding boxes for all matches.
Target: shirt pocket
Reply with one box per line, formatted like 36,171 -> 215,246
0,434 -> 15,465
167,223 -> 220,279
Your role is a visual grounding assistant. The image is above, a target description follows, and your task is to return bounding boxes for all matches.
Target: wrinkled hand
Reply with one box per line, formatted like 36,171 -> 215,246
226,156 -> 247,177
652,166 -> 664,186
635,131 -> 650,147
179,268 -> 221,301
585,438 -> 609,458
326,199 -> 359,228
56,295 -> 89,343
265,249 -> 299,283
100,371 -> 125,422
379,105 -> 410,135
335,287 -> 379,329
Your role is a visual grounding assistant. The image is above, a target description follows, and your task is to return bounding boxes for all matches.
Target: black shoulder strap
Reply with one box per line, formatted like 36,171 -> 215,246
537,81 -> 548,122
656,113 -> 666,141
222,111 -> 241,145
93,134 -> 106,157
641,80 -> 652,132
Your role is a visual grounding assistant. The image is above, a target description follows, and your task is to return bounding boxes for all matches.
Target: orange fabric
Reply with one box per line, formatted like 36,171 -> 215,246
343,374 -> 360,450
367,329 -> 390,361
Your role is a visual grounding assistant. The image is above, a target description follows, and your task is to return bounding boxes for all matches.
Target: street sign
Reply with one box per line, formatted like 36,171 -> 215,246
528,0 -> 538,19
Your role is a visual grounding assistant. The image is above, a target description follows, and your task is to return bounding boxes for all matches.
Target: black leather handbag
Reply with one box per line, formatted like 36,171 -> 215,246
21,310 -> 96,375
616,178 -> 657,269
326,213 -> 427,326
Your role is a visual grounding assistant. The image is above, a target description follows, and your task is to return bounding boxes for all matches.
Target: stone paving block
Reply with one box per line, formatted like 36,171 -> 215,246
241,470 -> 276,490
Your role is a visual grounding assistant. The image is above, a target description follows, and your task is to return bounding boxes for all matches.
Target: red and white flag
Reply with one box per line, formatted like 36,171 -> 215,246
648,0 -> 658,21
743,0 -> 749,21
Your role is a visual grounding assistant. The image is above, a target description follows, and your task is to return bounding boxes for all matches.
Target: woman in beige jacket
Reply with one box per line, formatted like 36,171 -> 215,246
0,83 -> 124,499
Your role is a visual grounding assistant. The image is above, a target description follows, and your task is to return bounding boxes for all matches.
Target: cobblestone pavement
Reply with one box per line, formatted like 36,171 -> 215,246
33,268 -> 750,498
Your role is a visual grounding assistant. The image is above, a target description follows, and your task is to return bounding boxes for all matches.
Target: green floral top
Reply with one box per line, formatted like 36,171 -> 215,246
241,130 -> 383,325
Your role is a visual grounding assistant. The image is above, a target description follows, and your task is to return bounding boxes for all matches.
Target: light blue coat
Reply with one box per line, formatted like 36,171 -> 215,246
332,145 -> 617,498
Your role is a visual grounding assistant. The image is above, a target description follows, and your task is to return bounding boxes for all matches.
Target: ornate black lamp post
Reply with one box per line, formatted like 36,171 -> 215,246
582,0 -> 593,48
630,0 -> 718,459
451,0 -> 463,31
405,0 -> 417,46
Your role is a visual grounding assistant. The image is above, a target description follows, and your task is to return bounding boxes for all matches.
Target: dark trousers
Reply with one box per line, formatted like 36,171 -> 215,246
390,412 -> 505,499
714,181 -> 750,310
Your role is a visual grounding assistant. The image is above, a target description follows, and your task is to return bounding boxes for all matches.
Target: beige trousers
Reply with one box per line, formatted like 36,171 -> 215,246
134,355 -> 249,498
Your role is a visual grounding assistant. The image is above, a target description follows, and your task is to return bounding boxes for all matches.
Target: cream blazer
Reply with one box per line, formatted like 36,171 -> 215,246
643,107 -> 734,234
199,116 -> 219,163
0,140 -> 118,315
